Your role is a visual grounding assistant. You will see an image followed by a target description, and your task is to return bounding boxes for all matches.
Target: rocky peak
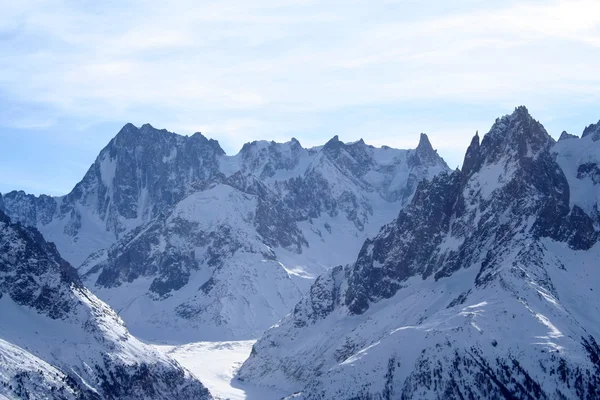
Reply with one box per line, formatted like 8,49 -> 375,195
582,120 -> 600,141
559,130 -> 578,141
409,133 -> 448,169
479,106 -> 554,166
288,137 -> 303,152
117,122 -> 138,136
322,135 -> 343,157
237,139 -> 308,180
416,133 -> 434,155
239,140 -> 269,157
461,131 -> 481,178
112,123 -> 174,149
312,135 -> 378,186
343,106 -> 596,315
238,108 -> 600,400
139,122 -> 155,131
51,122 -> 227,252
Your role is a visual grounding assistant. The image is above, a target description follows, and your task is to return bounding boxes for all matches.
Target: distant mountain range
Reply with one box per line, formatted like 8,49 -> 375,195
1,107 -> 599,399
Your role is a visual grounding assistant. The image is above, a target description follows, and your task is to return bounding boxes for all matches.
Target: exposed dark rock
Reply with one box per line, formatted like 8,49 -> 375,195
558,131 -> 577,141
581,120 -> 600,141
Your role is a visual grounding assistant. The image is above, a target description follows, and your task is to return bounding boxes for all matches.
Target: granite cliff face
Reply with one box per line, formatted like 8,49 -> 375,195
238,107 -> 600,399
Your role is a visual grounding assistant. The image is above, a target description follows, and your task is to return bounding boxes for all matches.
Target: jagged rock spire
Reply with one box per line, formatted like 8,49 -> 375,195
416,133 -> 434,154
462,130 -> 481,178
409,133 -> 448,169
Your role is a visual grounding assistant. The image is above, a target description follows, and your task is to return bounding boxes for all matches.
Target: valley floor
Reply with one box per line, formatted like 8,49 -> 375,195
153,340 -> 287,400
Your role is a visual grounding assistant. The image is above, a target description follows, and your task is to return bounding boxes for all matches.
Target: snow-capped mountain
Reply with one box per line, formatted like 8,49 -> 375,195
238,107 -> 600,399
0,125 -> 448,342
77,131 -> 448,342
0,209 -> 212,399
0,123 -> 225,267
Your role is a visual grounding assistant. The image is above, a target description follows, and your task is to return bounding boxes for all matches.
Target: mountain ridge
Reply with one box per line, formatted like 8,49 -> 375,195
237,106 -> 600,399
0,208 -> 212,400
1,123 -> 450,342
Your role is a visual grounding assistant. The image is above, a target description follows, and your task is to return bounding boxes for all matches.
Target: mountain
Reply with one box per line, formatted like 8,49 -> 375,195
554,120 -> 600,227
0,209 -> 212,399
0,126 -> 448,342
0,123 -> 225,267
75,132 -> 449,342
238,107 -> 600,399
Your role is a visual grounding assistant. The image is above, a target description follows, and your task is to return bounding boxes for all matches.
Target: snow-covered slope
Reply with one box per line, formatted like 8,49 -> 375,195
553,120 -> 600,226
238,107 -> 600,399
0,209 -> 212,400
153,340 -> 285,400
71,130 -> 448,341
78,180 -> 304,342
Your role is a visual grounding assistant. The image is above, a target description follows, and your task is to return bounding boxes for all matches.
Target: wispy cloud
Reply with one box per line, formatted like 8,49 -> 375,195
0,0 -> 599,194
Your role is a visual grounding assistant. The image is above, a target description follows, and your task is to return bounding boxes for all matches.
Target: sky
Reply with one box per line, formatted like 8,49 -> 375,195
1,0 -> 599,196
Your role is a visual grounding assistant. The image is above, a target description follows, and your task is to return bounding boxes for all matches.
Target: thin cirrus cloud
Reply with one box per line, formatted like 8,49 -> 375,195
0,0 -> 599,195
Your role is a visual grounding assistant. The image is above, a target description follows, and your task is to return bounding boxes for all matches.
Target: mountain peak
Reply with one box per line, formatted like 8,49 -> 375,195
412,132 -> 447,168
513,104 -> 530,116
322,135 -> 343,156
581,120 -> 600,141
190,131 -> 206,140
416,133 -> 433,153
122,122 -> 138,130
462,131 -> 482,177
116,122 -> 139,136
559,130 -> 578,141
480,106 -> 554,165
327,135 -> 341,144
239,140 -> 271,156
113,122 -> 164,146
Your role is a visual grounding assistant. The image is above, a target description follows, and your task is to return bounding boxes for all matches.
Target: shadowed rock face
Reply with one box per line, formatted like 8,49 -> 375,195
74,124 -> 224,226
0,209 -> 81,319
582,120 -> 600,141
238,107 -> 600,400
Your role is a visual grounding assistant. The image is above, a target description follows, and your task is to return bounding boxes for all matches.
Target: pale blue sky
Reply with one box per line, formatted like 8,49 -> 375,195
1,0 -> 599,195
